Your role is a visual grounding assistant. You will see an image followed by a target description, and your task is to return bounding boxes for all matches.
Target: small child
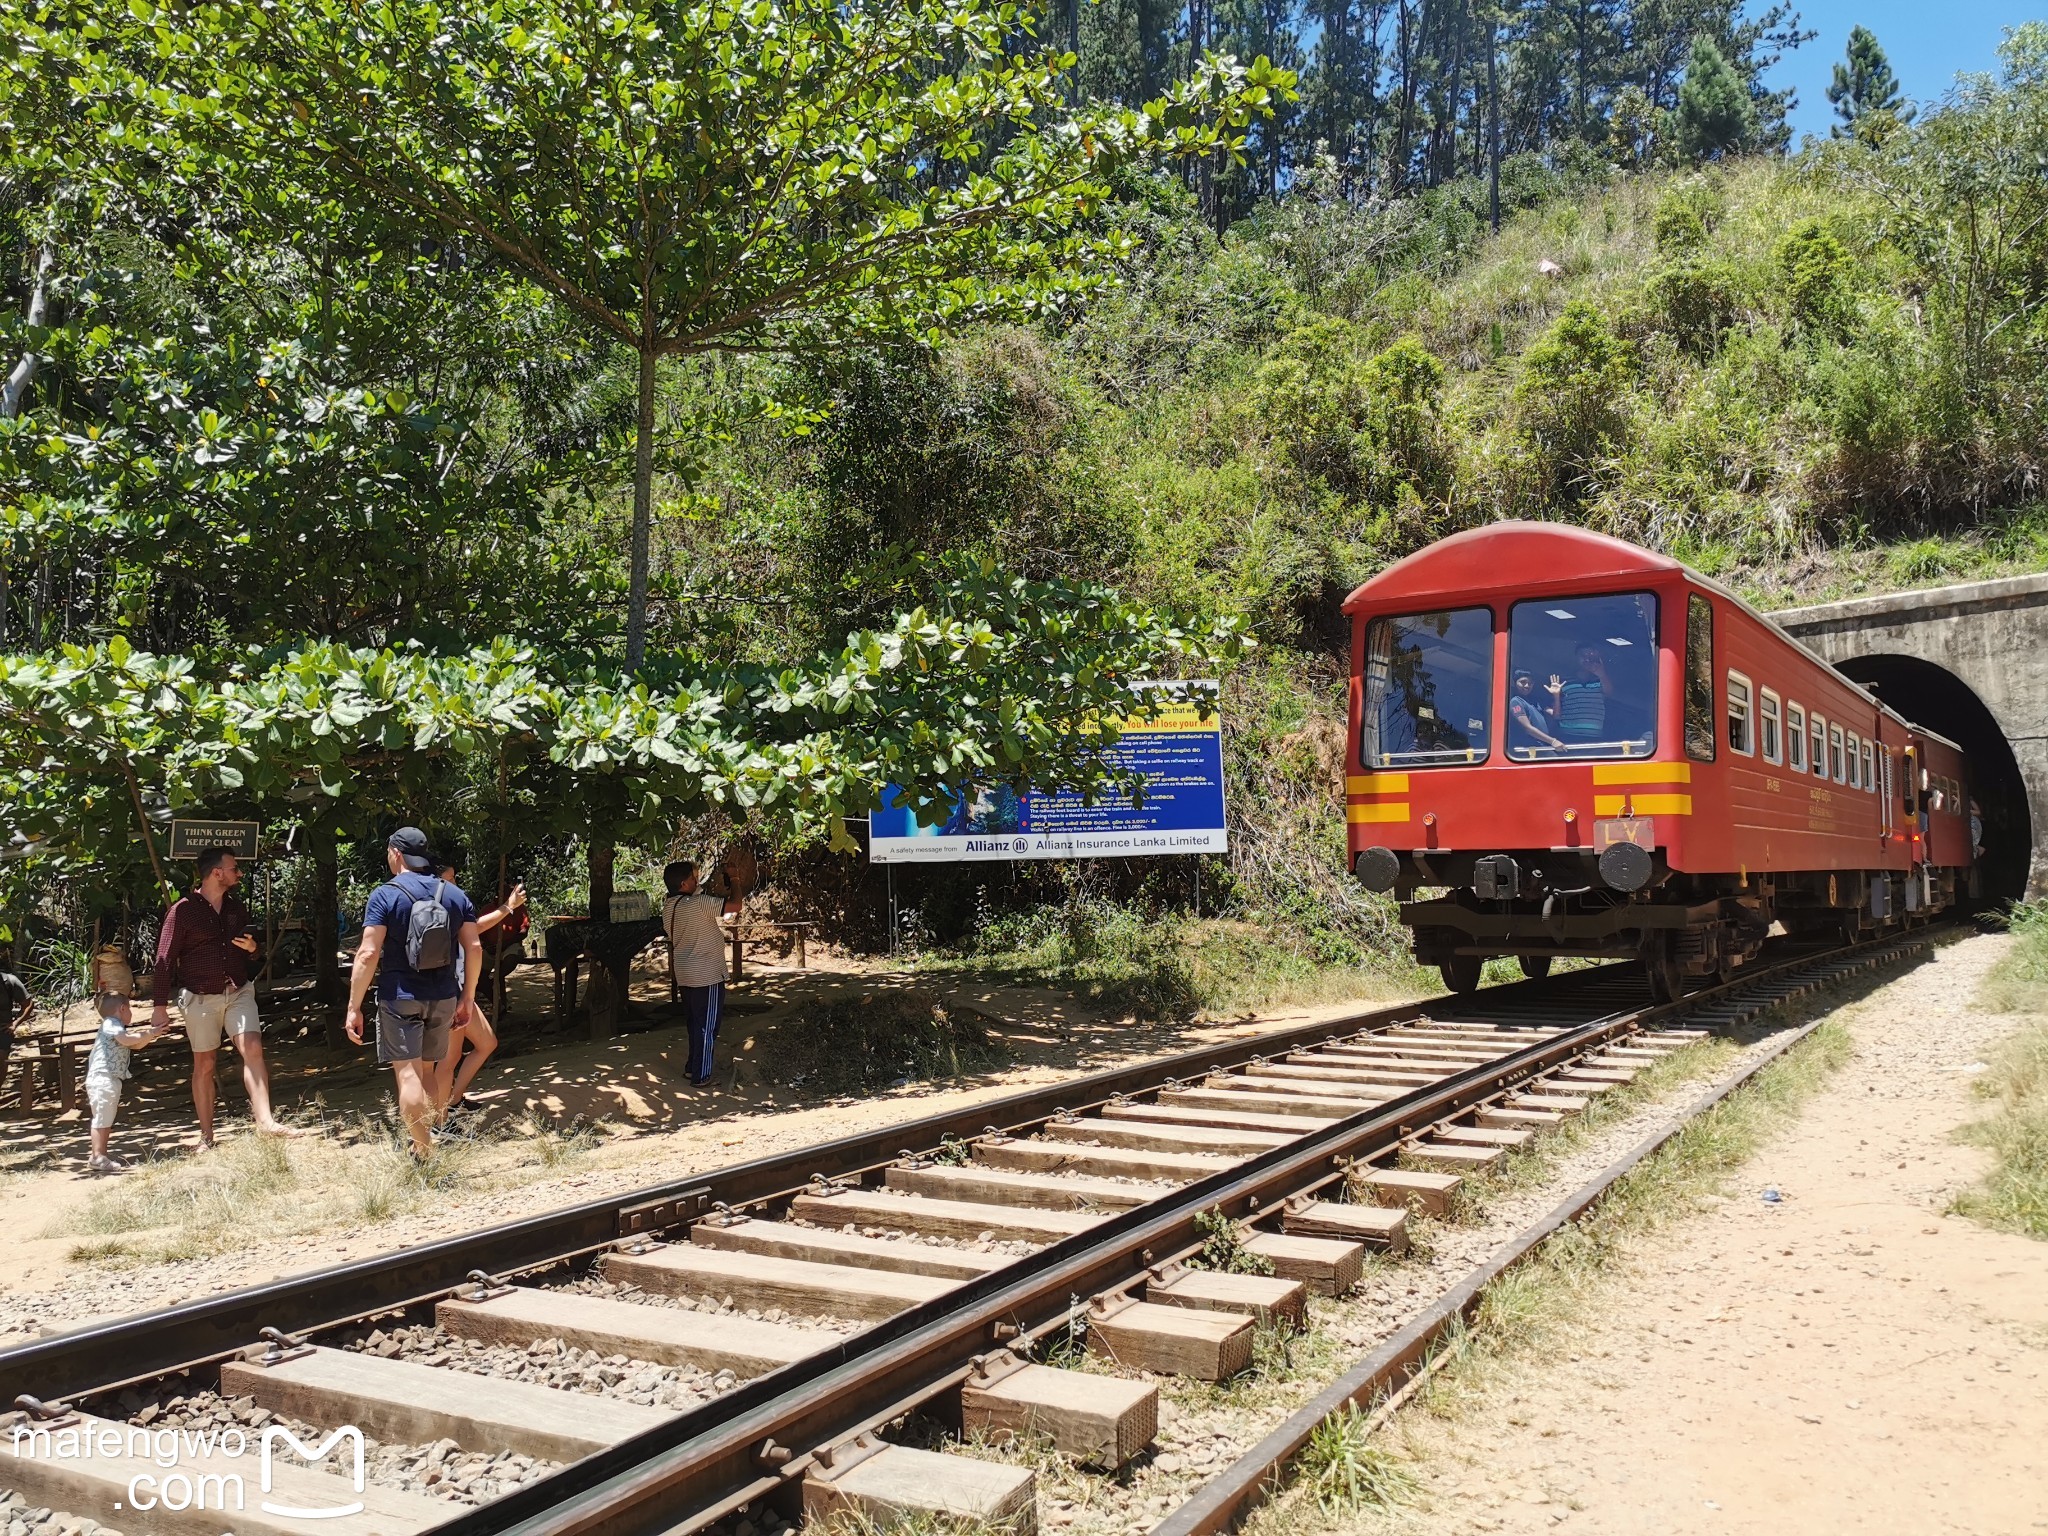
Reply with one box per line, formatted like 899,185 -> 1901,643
85,992 -> 164,1174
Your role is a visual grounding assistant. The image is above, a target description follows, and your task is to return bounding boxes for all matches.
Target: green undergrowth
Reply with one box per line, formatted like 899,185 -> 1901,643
1953,905 -> 2048,1237
1295,1406 -> 1421,1516
777,990 -> 1012,1094
918,899 -> 1427,1023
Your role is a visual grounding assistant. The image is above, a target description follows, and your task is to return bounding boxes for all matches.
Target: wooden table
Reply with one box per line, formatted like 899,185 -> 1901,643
543,917 -> 665,1039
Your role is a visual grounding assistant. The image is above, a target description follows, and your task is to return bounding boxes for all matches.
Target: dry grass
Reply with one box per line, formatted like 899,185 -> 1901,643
1954,908 -> 2048,1238
50,1110 -> 612,1265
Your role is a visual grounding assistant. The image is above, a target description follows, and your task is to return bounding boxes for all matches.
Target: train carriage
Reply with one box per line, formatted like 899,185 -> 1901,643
1343,524 -> 1974,1000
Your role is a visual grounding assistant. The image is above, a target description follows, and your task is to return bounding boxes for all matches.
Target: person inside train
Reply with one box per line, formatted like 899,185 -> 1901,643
1545,643 -> 1614,746
1509,670 -> 1563,752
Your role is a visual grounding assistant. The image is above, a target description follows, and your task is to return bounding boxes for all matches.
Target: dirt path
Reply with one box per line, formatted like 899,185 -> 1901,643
1342,931 -> 2048,1536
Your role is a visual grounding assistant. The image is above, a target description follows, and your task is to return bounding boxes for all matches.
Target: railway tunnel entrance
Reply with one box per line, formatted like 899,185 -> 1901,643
1834,653 -> 2033,902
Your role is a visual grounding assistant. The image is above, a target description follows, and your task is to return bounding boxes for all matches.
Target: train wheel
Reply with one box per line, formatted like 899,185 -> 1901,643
1519,954 -> 1553,980
1440,955 -> 1484,994
1644,937 -> 1685,1005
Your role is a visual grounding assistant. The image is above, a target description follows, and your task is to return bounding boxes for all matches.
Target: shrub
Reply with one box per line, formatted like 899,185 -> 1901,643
1515,301 -> 1637,500
1777,220 -> 1856,338
1646,258 -> 1750,357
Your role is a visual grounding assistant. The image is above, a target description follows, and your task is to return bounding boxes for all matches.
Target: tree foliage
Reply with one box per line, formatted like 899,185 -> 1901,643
1828,25 -> 1913,142
23,0 -> 1289,665
1672,35 -> 1757,163
0,569 -> 1244,899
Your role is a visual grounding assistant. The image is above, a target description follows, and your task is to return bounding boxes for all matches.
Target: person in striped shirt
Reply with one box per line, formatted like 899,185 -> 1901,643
1545,643 -> 1614,746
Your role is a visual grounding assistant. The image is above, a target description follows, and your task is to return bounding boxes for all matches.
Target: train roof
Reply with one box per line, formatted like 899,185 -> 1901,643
1342,521 -> 1964,755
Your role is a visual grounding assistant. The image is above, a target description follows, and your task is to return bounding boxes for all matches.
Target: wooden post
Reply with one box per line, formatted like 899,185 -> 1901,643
587,839 -> 615,922
311,822 -> 345,1049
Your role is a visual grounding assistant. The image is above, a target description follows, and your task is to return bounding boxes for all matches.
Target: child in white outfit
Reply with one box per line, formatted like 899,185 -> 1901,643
85,992 -> 165,1173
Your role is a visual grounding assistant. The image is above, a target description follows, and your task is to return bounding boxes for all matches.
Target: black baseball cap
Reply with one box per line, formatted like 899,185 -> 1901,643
389,827 -> 435,873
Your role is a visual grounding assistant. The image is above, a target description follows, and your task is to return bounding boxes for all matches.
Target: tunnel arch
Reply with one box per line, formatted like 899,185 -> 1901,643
1833,653 -> 2033,902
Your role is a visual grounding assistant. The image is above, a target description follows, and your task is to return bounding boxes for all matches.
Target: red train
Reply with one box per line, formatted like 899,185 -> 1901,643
1343,524 -> 1976,999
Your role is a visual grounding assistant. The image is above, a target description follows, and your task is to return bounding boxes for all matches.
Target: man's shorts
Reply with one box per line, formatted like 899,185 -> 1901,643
179,983 -> 260,1053
85,1077 -> 122,1130
376,996 -> 457,1065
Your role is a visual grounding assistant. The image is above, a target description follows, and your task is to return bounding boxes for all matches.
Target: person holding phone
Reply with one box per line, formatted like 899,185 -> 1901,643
151,847 -> 305,1147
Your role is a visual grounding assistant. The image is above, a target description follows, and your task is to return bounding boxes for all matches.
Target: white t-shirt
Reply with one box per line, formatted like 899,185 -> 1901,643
663,894 -> 730,988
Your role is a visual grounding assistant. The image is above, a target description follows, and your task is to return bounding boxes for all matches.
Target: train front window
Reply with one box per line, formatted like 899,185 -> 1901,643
1361,608 -> 1494,768
1506,592 -> 1659,760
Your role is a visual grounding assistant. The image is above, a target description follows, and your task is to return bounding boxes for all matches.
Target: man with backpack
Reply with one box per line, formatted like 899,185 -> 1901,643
343,827 -> 482,1160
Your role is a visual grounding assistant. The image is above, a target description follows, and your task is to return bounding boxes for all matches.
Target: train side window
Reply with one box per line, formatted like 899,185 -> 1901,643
1810,713 -> 1827,777
1726,672 -> 1754,755
1849,734 -> 1864,790
1759,689 -> 1783,764
1787,703 -> 1807,772
1685,595 -> 1715,761
1829,723 -> 1845,782
1844,732 -> 1858,789
1865,745 -> 1877,798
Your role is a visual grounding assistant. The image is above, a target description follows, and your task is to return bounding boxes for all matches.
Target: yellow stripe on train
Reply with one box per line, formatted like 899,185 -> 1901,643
1347,803 -> 1412,823
1593,793 -> 1692,817
1591,762 -> 1693,785
1345,773 -> 1410,793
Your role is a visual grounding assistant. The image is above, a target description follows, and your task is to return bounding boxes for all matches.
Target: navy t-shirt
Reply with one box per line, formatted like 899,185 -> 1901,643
364,874 -> 479,1002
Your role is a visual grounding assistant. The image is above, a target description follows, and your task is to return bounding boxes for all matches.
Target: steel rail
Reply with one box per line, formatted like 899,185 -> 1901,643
0,967 -> 1621,1406
432,1007 -> 1661,1536
1151,933 -> 1935,1536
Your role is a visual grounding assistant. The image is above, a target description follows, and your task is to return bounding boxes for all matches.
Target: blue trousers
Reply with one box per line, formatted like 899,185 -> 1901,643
681,982 -> 724,1085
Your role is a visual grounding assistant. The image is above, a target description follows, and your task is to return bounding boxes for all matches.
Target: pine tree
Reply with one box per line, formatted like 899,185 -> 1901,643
1826,25 -> 1914,140
1671,34 -> 1755,162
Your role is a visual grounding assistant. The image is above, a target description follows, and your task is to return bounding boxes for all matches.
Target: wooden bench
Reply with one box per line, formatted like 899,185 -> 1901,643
725,920 -> 813,979
7,1036 -> 90,1112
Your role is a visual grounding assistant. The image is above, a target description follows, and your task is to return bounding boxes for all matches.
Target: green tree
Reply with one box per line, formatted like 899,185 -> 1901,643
1827,25 -> 1914,142
41,0 -> 1290,668
1672,34 -> 1757,162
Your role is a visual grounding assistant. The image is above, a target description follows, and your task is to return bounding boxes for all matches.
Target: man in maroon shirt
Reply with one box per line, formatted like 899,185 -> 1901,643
150,848 -> 303,1146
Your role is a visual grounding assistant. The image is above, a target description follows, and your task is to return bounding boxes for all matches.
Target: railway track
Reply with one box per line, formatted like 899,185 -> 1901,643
0,934 -> 1931,1536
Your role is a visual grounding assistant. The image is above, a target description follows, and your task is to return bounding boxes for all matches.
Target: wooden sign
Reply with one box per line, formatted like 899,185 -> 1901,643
167,819 -> 261,860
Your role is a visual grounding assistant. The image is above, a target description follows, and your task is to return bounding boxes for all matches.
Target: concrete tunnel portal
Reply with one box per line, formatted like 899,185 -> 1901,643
1774,574 -> 2048,902
1835,653 -> 2034,902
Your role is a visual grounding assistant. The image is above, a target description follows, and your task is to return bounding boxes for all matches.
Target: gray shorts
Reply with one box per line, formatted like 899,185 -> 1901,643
375,996 -> 457,1065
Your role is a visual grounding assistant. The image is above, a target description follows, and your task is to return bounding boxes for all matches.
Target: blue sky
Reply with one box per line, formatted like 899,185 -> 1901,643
1766,2 -> 2038,142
